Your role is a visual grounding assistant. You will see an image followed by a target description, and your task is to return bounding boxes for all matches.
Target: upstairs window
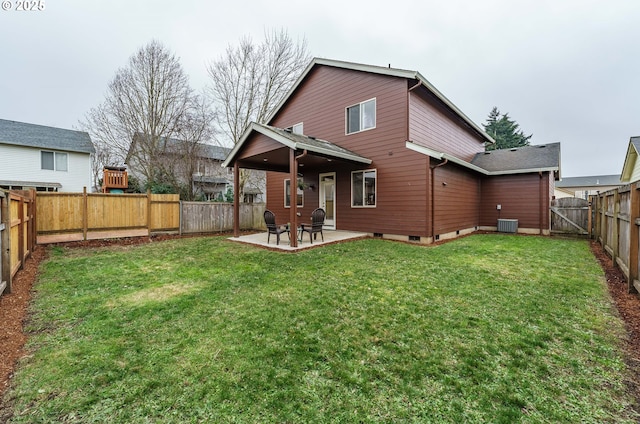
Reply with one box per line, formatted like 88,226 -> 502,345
352,169 -> 376,207
346,98 -> 376,134
41,151 -> 68,171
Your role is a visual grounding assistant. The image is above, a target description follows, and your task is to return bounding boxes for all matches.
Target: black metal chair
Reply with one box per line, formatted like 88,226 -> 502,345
301,208 -> 325,243
263,209 -> 289,245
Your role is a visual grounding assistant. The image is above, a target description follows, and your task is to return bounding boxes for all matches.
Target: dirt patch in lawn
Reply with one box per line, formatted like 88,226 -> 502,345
1,235 -> 640,420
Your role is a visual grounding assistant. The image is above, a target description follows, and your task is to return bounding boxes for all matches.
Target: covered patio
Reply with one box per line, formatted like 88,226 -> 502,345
222,122 -> 372,247
229,229 -> 368,251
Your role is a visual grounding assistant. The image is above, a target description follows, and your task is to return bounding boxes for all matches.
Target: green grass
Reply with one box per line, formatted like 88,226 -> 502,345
4,235 -> 637,423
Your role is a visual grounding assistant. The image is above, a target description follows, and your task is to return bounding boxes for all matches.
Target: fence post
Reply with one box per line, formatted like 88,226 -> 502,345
83,186 -> 88,241
1,191 -> 10,295
630,184 -> 640,294
147,190 -> 152,236
612,189 -> 619,264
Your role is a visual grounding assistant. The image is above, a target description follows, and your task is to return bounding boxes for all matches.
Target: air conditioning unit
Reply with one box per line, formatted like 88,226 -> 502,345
497,219 -> 518,233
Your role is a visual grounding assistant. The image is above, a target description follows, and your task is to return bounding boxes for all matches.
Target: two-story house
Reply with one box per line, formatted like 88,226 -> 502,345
125,134 -> 239,201
0,119 -> 95,192
223,58 -> 560,246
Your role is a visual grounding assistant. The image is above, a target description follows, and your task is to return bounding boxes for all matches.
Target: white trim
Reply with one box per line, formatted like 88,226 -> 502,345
284,178 -> 304,208
319,172 -> 336,229
405,141 -> 559,176
351,168 -> 377,208
223,122 -> 372,168
345,98 -> 376,135
264,58 -> 495,145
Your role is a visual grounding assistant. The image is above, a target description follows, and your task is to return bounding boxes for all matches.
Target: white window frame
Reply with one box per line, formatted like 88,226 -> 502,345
286,122 -> 304,135
351,169 -> 377,207
41,150 -> 68,172
284,178 -> 304,208
346,98 -> 376,134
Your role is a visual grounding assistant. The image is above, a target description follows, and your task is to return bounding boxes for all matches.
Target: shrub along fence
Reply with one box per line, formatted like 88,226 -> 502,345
1,189 -> 36,295
592,183 -> 640,294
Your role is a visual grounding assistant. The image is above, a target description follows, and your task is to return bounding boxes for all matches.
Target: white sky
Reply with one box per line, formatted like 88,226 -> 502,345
1,0 -> 638,177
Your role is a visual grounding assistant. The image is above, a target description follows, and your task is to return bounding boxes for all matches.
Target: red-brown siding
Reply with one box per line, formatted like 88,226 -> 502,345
409,91 -> 486,162
268,66 -> 432,237
432,162 -> 481,236
479,173 -> 551,231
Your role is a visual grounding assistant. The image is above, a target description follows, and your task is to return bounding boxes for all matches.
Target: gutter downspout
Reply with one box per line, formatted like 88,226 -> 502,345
430,157 -> 448,242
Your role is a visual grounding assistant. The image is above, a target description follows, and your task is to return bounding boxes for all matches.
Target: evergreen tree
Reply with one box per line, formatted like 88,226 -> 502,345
483,106 -> 532,151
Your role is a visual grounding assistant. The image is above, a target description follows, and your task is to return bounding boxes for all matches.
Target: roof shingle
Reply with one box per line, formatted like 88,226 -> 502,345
0,119 -> 95,154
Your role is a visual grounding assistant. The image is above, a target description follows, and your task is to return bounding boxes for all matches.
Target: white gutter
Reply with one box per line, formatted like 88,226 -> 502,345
406,141 -> 559,176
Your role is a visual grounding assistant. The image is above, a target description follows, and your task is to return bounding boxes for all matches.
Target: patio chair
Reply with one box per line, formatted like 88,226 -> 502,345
301,208 -> 325,243
263,209 -> 289,245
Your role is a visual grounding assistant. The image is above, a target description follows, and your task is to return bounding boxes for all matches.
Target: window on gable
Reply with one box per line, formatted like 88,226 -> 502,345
284,178 -> 304,208
41,151 -> 68,171
285,122 -> 304,135
346,98 -> 376,134
352,169 -> 376,207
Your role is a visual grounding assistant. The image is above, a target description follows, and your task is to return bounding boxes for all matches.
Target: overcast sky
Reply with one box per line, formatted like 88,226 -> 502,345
1,0 -> 638,177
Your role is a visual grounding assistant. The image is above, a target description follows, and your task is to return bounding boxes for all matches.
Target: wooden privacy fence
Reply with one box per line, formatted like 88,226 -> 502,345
1,189 -> 36,295
36,190 -> 266,243
550,197 -> 590,235
180,202 -> 265,234
592,183 -> 640,294
37,190 -> 180,243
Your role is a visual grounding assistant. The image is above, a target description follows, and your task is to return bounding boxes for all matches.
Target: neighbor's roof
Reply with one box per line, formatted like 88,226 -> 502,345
556,174 -> 621,188
620,136 -> 640,183
222,123 -> 372,168
0,119 -> 95,154
0,179 -> 62,188
266,57 -> 495,146
127,133 -> 231,162
470,143 -> 561,175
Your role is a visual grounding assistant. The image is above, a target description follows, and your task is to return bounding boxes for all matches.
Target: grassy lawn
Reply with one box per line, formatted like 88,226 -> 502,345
4,234 -> 636,423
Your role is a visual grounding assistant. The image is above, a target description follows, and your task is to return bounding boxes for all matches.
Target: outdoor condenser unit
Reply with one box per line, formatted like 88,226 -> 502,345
497,219 -> 518,233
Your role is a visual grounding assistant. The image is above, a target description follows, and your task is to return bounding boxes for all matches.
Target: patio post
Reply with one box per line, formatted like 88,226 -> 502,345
233,163 -> 240,237
289,148 -> 298,247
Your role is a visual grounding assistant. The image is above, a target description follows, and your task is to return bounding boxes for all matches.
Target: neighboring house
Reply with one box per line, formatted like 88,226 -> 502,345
126,135 -> 239,201
0,119 -> 95,192
223,58 -> 560,245
621,136 -> 640,183
555,175 -> 622,199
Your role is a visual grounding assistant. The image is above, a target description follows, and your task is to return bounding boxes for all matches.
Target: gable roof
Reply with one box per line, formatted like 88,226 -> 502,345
266,57 -> 495,146
0,118 -> 95,154
222,123 -> 371,168
407,142 -> 561,177
556,174 -> 621,188
620,136 -> 640,183
127,133 -> 230,163
470,143 -> 561,175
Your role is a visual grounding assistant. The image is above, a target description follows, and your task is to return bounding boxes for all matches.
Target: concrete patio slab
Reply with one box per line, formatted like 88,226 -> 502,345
229,229 -> 369,251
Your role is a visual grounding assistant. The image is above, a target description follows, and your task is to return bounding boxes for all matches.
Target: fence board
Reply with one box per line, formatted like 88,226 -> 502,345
180,202 -> 265,234
593,184 -> 640,295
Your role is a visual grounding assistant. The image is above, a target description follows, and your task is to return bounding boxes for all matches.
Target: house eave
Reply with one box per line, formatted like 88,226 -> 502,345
406,141 -> 489,174
265,58 -> 495,145
223,122 -> 371,168
406,141 -> 559,177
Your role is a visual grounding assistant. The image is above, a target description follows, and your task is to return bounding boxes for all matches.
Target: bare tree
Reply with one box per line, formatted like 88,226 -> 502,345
207,28 -> 311,201
81,40 -> 211,195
